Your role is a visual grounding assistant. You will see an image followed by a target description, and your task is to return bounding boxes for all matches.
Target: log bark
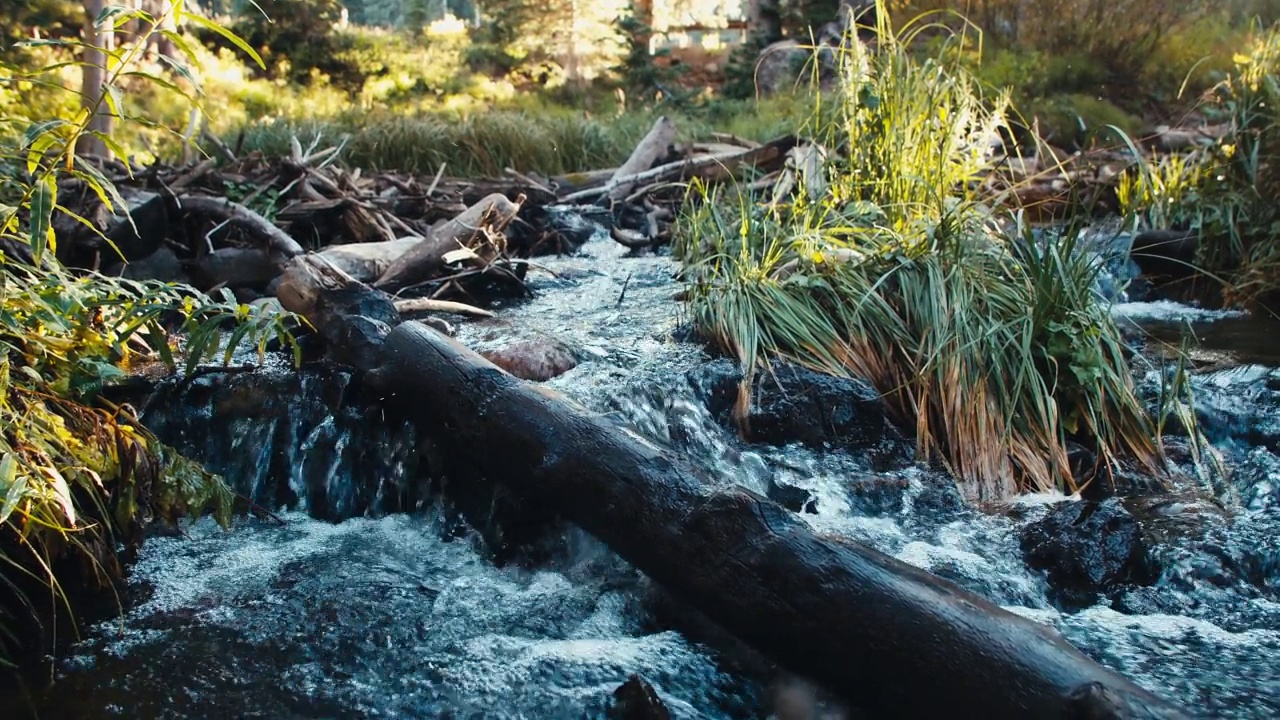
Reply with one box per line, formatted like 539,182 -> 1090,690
559,137 -> 798,204
605,117 -> 678,203
374,193 -> 520,291
318,237 -> 421,283
369,322 -> 1189,720
176,195 -> 305,267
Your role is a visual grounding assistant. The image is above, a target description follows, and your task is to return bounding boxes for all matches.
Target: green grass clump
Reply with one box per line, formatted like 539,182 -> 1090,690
677,2 -> 1162,502
1119,23 -> 1280,312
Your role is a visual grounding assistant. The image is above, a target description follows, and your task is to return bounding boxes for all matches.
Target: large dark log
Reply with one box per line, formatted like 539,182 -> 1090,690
369,322 -> 1189,720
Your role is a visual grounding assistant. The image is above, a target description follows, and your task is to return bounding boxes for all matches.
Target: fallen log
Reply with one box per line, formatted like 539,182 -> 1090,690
559,136 -> 798,204
369,322 -> 1190,720
374,193 -> 521,291
176,195 -> 305,266
605,116 -> 678,203
318,237 -> 421,283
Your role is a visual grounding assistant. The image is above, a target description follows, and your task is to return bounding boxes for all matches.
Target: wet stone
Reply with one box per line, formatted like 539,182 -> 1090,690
482,337 -> 579,381
766,478 -> 816,514
847,474 -> 912,516
698,360 -> 902,453
606,674 -> 672,720
1020,499 -> 1155,609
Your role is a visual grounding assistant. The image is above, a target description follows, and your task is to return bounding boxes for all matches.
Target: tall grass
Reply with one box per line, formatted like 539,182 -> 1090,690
1119,22 -> 1280,313
230,93 -> 807,176
677,2 -> 1162,502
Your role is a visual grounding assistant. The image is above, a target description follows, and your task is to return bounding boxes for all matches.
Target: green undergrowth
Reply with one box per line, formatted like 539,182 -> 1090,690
0,2 -> 301,666
1119,22 -> 1280,314
677,2 -> 1164,502
229,94 -> 805,176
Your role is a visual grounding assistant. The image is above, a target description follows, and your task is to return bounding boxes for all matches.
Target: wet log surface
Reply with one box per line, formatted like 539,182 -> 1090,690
369,321 -> 1191,720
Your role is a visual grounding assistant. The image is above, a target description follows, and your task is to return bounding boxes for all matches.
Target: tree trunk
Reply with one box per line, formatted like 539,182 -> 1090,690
78,0 -> 114,158
367,321 -> 1190,720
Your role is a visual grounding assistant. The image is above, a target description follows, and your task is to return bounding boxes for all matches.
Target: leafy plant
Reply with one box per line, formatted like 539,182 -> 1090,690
1119,23 -> 1280,312
0,2 -> 300,666
677,1 -> 1163,502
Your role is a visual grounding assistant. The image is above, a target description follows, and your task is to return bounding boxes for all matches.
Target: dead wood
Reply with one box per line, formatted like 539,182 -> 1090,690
374,192 -> 522,292
368,323 -> 1190,720
317,237 -> 421,283
394,297 -> 495,318
560,136 -> 798,204
176,195 -> 304,266
605,116 -> 678,203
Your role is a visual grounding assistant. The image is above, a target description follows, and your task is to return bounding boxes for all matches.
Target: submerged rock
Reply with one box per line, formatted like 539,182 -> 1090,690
766,477 -> 816,514
1020,499 -> 1154,609
607,674 -> 672,720
482,338 -> 579,381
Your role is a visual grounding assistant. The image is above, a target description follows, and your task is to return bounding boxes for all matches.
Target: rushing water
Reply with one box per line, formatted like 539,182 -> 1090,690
22,219 -> 1280,718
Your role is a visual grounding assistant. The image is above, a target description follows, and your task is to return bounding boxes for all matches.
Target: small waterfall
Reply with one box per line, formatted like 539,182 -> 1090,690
135,364 -> 429,521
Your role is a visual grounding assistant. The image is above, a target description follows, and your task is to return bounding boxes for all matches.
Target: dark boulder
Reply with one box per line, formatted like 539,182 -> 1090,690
607,674 -> 672,720
112,246 -> 189,284
766,478 -> 816,514
1020,499 -> 1154,609
194,247 -> 278,291
700,360 -> 903,454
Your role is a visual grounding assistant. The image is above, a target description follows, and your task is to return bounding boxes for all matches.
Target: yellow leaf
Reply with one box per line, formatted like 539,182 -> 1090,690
44,466 -> 77,527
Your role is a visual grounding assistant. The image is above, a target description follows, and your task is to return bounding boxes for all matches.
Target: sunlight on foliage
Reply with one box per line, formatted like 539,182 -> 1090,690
1119,22 -> 1280,313
0,2 -> 300,665
677,1 -> 1163,502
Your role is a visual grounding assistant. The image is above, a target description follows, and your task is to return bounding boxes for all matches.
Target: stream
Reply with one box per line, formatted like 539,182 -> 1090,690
21,217 -> 1280,718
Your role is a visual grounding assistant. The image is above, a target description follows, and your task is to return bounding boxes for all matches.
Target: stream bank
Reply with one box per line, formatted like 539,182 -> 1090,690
14,226 -> 1280,719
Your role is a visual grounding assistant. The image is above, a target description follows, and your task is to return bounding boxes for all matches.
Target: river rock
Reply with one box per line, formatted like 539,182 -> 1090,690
115,246 -> 189,284
767,477 -> 816,514
481,338 -> 578,381
754,40 -> 838,97
194,247 -> 278,291
607,674 -> 672,720
1020,498 -> 1154,608
701,361 -> 901,453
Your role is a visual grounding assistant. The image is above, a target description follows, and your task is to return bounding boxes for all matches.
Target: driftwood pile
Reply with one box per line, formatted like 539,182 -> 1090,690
47,118 -> 811,321
47,113 -> 1224,322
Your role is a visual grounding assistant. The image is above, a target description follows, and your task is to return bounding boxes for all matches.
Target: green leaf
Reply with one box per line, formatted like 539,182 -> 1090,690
23,119 -> 70,149
26,131 -> 63,176
29,175 -> 56,264
102,83 -> 127,126
94,5 -> 133,27
119,71 -> 187,98
0,456 -> 26,525
160,30 -> 201,66
181,12 -> 266,70
71,162 -> 127,216
45,466 -> 76,526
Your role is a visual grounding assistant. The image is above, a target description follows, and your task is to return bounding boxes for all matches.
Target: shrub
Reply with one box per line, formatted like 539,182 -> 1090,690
0,4 -> 299,664
677,1 -> 1162,501
1119,23 -> 1280,312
